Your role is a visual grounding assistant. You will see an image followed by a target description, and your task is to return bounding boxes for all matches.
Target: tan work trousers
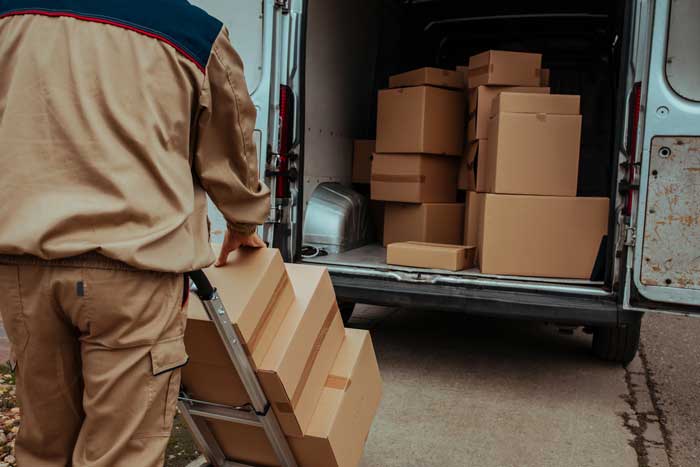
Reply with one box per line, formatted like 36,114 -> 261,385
0,254 -> 189,467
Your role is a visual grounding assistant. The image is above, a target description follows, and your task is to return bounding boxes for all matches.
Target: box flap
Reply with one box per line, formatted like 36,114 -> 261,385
493,92 -> 580,116
389,67 -> 464,90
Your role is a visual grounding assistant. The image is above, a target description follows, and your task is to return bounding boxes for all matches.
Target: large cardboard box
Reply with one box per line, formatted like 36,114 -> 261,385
204,328 -> 383,467
540,68 -> 551,86
467,86 -> 550,142
478,194 -> 609,279
485,93 -> 582,196
376,86 -> 465,155
389,67 -> 464,90
463,191 -> 485,250
467,50 -> 542,88
469,139 -> 489,193
371,153 -> 457,203
383,203 -> 464,247
458,140 -> 478,191
258,264 -> 345,437
352,140 -> 375,184
185,248 -> 294,371
387,242 -> 475,271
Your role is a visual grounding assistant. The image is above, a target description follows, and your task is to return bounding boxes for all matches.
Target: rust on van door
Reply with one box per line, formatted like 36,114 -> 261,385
641,137 -> 700,290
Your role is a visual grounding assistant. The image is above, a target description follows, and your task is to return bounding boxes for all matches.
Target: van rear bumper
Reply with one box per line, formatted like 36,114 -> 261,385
329,271 -> 636,327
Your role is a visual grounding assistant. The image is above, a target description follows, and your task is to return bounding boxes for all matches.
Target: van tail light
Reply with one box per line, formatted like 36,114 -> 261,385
624,82 -> 642,216
276,85 -> 295,198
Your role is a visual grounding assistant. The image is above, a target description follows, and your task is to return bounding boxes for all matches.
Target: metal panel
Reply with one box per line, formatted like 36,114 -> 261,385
640,137 -> 700,290
631,0 -> 700,309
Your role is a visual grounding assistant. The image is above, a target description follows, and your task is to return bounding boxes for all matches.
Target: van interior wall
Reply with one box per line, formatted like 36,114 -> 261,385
303,0 -> 628,204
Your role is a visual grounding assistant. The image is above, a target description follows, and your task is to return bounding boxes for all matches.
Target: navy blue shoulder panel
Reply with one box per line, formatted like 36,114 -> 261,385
0,0 -> 223,72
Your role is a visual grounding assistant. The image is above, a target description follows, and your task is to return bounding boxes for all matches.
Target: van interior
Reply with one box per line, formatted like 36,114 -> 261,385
299,0 -> 630,291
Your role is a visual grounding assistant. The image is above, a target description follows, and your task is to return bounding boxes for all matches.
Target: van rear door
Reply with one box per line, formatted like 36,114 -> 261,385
627,0 -> 700,314
189,0 -> 277,243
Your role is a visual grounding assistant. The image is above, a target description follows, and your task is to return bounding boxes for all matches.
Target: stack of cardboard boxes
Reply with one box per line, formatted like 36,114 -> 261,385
461,51 -> 609,279
371,67 -> 466,246
183,248 -> 382,466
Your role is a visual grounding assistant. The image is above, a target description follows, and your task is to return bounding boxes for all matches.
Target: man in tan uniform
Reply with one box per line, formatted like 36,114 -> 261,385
0,1 -> 270,466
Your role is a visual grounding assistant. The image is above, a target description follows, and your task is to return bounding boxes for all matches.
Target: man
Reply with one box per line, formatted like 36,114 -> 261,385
0,1 -> 270,466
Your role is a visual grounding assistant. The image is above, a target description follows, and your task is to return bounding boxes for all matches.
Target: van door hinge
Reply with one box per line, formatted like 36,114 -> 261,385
274,0 -> 289,12
624,226 -> 637,247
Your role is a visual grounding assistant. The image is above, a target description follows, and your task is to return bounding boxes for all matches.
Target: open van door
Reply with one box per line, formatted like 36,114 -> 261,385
189,0 -> 282,245
626,0 -> 700,315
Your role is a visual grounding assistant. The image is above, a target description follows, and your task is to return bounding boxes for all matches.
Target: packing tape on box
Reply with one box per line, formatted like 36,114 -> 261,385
291,302 -> 340,407
325,375 -> 351,391
245,274 -> 290,354
371,174 -> 426,184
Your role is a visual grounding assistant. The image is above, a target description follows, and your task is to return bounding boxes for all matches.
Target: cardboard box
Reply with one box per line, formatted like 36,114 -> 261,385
467,50 -> 542,88
467,86 -> 550,142
485,93 -> 582,196
376,86 -> 465,155
204,328 -> 383,467
389,67 -> 464,90
387,242 -> 475,271
352,140 -> 375,184
541,68 -> 551,86
470,140 -> 489,193
371,153 -> 457,203
463,191 -> 485,250
383,203 -> 464,247
458,154 -> 476,191
258,264 -> 345,437
185,248 -> 294,370
478,194 -> 609,279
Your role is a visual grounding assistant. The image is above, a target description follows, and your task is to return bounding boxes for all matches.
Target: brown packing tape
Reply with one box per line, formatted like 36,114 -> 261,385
290,302 -> 340,407
371,174 -> 426,183
245,274 -> 290,354
467,64 -> 493,77
325,375 -> 351,391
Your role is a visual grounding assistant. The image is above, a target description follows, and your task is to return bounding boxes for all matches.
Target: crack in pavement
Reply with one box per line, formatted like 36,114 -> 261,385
622,343 -> 676,467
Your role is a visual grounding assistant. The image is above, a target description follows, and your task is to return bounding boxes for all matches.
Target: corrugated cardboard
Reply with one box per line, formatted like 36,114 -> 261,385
387,242 -> 475,271
383,203 -> 464,247
541,68 -> 551,86
352,140 -> 375,184
371,153 -> 457,203
467,50 -> 542,88
204,328 -> 383,467
467,86 -> 550,142
457,154 -> 476,191
376,86 -> 465,155
485,93 -> 582,196
478,194 -> 609,279
472,140 -> 490,193
185,248 -> 294,370
258,264 -> 345,437
463,191 -> 485,251
389,67 -> 464,90
491,92 -> 580,117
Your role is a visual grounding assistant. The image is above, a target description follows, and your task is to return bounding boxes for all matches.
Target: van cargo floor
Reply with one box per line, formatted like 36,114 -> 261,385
302,244 -> 603,287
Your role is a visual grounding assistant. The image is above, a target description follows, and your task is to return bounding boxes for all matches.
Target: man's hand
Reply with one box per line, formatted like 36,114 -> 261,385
215,229 -> 266,267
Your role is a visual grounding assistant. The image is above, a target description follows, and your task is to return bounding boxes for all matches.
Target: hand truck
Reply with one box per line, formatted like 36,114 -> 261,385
178,270 -> 299,467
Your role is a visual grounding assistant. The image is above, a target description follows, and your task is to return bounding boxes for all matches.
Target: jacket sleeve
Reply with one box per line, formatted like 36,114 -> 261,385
193,27 -> 270,235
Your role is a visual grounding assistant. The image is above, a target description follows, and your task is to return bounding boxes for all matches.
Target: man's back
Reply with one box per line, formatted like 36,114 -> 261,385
0,0 -> 270,272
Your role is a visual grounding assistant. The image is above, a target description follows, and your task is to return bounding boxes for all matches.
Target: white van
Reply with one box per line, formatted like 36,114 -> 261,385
192,0 -> 700,364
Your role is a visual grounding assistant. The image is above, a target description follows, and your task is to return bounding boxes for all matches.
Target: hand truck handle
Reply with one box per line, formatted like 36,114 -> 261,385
188,270 -> 217,301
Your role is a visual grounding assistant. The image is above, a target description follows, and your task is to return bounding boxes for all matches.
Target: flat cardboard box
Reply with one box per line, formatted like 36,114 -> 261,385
383,203 -> 464,247
185,248 -> 294,370
463,191 -> 485,251
352,140 -> 375,184
371,153 -> 457,203
485,93 -> 582,196
389,67 -> 464,90
387,242 -> 475,271
204,328 -> 383,467
467,86 -> 550,142
541,68 -> 551,86
491,92 -> 580,117
467,50 -> 542,88
478,194 -> 609,279
376,86 -> 465,155
259,264 -> 345,437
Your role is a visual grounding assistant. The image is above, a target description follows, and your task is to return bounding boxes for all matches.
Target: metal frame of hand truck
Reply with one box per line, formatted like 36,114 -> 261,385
178,270 -> 299,467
